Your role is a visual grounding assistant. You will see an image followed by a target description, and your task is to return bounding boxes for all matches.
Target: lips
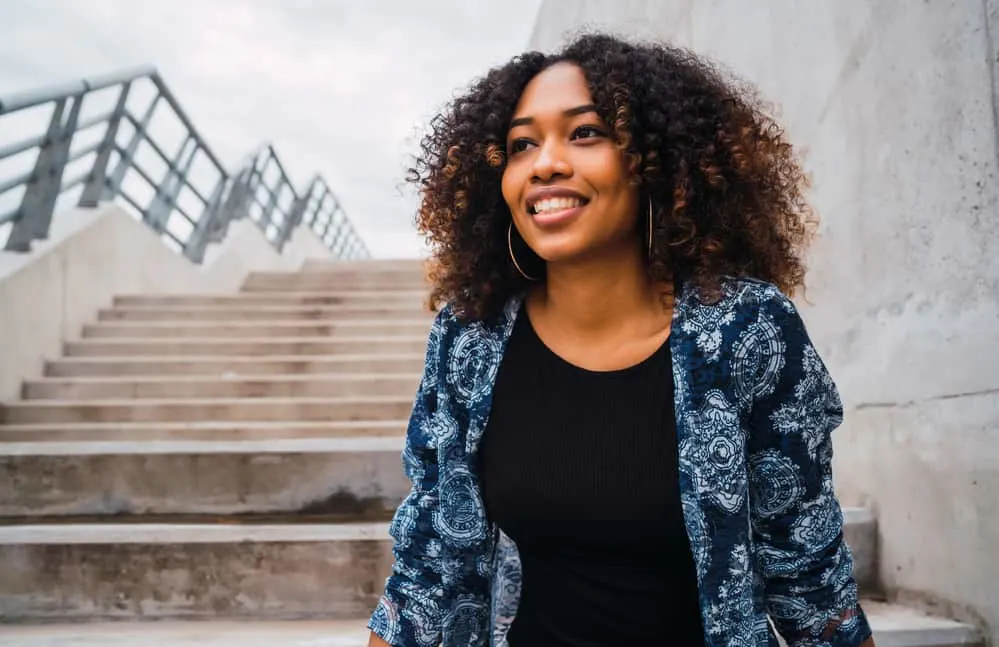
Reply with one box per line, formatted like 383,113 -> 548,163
529,200 -> 587,228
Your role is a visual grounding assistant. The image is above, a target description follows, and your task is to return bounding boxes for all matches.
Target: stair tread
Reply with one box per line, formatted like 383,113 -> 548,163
50,353 -> 424,362
0,521 -> 391,544
26,372 -> 422,384
104,303 -> 431,311
86,319 -> 432,327
0,419 -> 406,431
0,605 -> 977,646
116,290 -> 427,298
0,606 -> 975,647
69,336 -> 428,344
0,619 -> 373,646
0,434 -> 405,456
862,601 -> 983,642
4,395 -> 412,407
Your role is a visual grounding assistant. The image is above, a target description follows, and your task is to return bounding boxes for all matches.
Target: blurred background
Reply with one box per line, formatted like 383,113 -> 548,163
0,0 -> 542,257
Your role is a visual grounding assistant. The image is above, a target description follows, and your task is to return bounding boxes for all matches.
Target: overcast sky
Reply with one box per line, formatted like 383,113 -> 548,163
0,0 -> 543,257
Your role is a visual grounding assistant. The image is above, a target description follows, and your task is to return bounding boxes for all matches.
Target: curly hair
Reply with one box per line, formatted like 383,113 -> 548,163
409,33 -> 816,320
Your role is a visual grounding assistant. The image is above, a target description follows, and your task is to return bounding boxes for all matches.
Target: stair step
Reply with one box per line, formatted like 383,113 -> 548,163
0,619 -> 372,646
0,515 -> 975,643
97,304 -> 432,322
81,320 -> 432,339
0,396 -> 414,424
0,604 -> 984,646
0,522 -> 391,621
22,373 -> 421,400
243,274 -> 428,293
64,337 -> 427,357
0,436 -> 408,519
0,420 -> 407,442
858,601 -> 983,646
300,258 -> 425,272
45,354 -> 425,377
113,290 -> 427,307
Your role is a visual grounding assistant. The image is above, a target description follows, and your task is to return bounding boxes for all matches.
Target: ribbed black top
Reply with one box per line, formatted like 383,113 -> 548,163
477,310 -> 705,646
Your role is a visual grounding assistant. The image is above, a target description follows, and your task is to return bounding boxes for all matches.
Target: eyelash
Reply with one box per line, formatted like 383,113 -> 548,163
509,125 -> 606,154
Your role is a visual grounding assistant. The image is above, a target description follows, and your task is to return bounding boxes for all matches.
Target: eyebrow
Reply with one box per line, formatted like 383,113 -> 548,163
509,104 -> 598,129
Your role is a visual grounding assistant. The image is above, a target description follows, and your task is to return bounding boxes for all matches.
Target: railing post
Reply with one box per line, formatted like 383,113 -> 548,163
206,165 -> 254,247
146,135 -> 197,233
105,94 -> 160,200
78,81 -> 131,208
4,96 -> 82,251
277,193 -> 307,251
184,175 -> 227,263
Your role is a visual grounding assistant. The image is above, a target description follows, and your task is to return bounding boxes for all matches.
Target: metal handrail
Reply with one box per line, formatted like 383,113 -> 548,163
0,67 -> 368,261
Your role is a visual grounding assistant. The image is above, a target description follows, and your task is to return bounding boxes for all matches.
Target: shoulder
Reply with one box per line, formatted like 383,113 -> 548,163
716,277 -> 796,316
431,295 -> 523,345
676,276 -> 797,330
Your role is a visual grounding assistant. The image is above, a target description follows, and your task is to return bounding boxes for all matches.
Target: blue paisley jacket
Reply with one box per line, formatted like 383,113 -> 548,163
368,278 -> 873,647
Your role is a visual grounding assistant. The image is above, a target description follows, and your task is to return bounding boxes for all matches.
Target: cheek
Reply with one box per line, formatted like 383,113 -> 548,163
500,166 -> 521,213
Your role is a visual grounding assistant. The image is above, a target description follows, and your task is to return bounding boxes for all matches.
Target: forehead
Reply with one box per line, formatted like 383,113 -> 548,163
512,62 -> 593,118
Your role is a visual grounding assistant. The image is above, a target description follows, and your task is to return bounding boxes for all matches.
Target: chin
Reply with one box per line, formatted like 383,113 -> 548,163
522,233 -> 577,260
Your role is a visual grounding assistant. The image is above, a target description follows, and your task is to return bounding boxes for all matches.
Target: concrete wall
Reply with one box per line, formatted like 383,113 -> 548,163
0,204 -> 332,402
532,0 -> 999,639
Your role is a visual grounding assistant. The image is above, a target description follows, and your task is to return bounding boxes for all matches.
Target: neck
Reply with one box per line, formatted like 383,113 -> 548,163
532,241 -> 670,336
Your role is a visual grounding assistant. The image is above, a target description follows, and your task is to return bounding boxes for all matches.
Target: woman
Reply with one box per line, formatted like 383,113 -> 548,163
368,33 -> 874,647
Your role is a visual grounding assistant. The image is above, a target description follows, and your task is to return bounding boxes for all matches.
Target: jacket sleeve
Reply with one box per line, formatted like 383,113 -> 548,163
368,307 -> 451,647
746,292 -> 873,647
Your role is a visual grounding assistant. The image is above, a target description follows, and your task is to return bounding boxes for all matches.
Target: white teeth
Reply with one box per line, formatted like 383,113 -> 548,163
532,197 -> 583,214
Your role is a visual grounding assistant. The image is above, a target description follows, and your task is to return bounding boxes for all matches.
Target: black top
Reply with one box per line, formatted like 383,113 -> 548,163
478,310 -> 705,646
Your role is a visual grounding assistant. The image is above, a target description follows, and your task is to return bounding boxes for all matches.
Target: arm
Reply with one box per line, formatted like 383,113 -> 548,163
746,293 -> 875,647
367,310 -> 449,647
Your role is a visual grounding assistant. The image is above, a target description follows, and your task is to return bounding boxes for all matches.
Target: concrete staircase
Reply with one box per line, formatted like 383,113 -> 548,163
0,260 -> 984,646
0,260 -> 429,629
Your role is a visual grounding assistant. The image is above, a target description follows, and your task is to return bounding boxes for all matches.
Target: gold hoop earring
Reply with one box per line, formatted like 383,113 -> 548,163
508,222 -> 538,281
647,195 -> 655,260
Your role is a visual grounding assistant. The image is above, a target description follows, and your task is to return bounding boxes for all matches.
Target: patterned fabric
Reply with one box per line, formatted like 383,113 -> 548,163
368,278 -> 872,647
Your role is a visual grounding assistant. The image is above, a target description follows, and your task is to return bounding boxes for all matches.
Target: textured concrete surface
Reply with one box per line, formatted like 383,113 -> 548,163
242,269 -> 427,292
0,396 -> 415,424
42,355 -> 426,378
0,602 -> 983,647
111,290 -> 426,307
20,373 -> 421,401
61,337 -> 427,358
0,420 -> 407,443
78,319 -> 432,339
96,303 -> 430,322
0,620 -> 371,646
0,205 -> 332,402
0,438 -> 409,519
531,1 -> 999,640
0,523 -> 391,621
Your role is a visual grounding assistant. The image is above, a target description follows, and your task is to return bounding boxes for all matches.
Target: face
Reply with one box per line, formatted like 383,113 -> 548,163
502,62 -> 640,266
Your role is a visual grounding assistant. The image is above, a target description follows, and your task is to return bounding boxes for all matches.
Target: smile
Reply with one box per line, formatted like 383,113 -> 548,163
527,196 -> 589,227
528,196 -> 588,215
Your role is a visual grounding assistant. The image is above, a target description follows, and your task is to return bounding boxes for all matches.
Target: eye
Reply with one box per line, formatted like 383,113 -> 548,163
572,125 -> 606,140
509,138 -> 535,154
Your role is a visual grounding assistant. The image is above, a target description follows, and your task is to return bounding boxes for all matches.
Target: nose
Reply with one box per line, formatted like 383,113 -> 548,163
531,138 -> 573,182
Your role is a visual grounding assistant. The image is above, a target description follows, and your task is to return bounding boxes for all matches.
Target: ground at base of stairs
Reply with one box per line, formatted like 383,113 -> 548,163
0,601 -> 984,647
0,620 -> 371,646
